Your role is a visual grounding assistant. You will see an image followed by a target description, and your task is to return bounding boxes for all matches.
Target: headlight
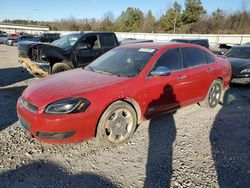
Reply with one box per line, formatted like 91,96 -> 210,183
44,98 -> 90,114
241,68 -> 250,73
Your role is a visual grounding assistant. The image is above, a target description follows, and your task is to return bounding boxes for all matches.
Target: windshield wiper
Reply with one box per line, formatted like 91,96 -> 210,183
87,68 -> 125,77
114,73 -> 134,77
95,70 -> 114,76
87,66 -> 96,72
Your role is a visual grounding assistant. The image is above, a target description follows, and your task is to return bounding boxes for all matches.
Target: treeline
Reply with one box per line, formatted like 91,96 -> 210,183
3,0 -> 250,34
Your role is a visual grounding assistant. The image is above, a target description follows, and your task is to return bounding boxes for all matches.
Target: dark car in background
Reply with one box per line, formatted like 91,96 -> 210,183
18,32 -> 119,76
224,45 -> 250,84
39,33 -> 60,43
12,35 -> 40,46
119,38 -> 153,45
170,39 -> 209,48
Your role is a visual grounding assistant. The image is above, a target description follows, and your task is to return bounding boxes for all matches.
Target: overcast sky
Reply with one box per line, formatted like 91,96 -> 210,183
0,0 -> 249,21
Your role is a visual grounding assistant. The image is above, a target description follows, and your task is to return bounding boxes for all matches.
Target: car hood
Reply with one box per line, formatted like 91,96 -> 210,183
23,68 -> 131,107
228,58 -> 250,68
18,41 -> 67,59
18,40 -> 37,45
18,41 -> 64,50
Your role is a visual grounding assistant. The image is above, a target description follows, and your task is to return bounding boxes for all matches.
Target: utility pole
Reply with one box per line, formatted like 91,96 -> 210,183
173,10 -> 177,34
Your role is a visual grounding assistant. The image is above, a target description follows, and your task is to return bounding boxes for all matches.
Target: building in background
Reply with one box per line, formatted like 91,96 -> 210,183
0,23 -> 49,34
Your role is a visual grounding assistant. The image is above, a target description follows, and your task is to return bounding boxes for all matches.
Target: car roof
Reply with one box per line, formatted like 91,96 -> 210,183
232,45 -> 250,48
120,42 -> 205,50
171,38 -> 208,42
84,31 -> 115,34
62,32 -> 117,38
20,35 -> 33,37
43,33 -> 59,34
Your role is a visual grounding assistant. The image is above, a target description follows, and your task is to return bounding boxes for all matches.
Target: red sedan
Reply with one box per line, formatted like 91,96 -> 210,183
17,43 -> 231,145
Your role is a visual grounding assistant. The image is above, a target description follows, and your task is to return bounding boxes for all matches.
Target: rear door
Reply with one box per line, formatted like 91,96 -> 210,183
99,33 -> 118,54
180,47 -> 213,105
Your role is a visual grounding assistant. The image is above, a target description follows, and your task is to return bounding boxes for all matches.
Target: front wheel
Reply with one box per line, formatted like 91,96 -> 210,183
51,62 -> 73,74
199,79 -> 222,108
96,101 -> 137,146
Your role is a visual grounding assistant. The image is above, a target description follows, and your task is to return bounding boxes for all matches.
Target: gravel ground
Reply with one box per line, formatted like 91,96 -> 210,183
0,45 -> 250,188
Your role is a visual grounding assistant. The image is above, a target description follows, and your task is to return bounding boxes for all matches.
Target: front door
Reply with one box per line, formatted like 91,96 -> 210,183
144,48 -> 186,118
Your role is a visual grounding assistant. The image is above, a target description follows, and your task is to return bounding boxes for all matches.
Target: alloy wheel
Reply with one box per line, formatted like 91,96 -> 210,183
105,108 -> 134,143
208,83 -> 221,108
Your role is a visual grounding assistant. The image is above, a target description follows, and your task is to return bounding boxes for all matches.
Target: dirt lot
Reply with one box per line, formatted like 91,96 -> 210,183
0,45 -> 250,188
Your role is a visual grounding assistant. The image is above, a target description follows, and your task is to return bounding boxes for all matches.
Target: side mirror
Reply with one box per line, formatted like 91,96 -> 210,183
151,66 -> 171,77
77,43 -> 91,50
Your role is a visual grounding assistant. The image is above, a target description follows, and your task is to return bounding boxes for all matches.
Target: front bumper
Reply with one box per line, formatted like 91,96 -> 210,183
231,74 -> 250,84
18,57 -> 49,77
17,97 -> 100,144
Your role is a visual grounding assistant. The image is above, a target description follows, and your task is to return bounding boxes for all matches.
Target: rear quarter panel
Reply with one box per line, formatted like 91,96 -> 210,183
215,56 -> 232,88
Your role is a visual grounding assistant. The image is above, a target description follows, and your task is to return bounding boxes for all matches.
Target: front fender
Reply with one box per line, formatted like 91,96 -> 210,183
34,44 -> 67,63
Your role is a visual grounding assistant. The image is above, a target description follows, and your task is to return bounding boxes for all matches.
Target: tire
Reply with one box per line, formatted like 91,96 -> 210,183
51,62 -> 73,74
199,79 -> 222,108
96,101 -> 137,146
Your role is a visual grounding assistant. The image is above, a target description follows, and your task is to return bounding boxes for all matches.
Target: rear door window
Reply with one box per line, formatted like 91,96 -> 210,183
181,47 -> 207,68
100,34 -> 117,48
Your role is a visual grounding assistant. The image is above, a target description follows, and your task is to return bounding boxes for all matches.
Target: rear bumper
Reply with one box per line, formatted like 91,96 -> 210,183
18,57 -> 49,77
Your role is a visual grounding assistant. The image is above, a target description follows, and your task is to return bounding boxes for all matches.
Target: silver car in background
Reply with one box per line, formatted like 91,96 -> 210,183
0,34 -> 8,44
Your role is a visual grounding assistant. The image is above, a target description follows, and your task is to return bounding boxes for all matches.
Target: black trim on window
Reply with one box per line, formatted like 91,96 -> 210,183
203,50 -> 215,64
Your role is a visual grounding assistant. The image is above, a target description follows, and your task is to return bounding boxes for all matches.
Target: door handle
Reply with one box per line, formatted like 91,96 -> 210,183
207,68 -> 214,73
177,75 -> 187,80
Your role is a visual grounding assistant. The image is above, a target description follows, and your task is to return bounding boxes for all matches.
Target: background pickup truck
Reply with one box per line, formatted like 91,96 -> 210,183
18,32 -> 120,77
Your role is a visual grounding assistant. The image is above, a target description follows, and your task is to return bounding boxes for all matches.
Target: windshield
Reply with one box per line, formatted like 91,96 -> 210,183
51,33 -> 81,49
87,47 -> 157,77
225,47 -> 250,59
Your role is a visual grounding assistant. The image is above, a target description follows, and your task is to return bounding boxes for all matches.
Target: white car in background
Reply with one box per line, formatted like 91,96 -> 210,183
0,34 -> 8,44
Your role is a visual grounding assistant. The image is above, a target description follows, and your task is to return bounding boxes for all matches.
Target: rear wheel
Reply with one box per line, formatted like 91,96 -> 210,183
96,101 -> 137,146
199,79 -> 222,108
51,62 -> 73,74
